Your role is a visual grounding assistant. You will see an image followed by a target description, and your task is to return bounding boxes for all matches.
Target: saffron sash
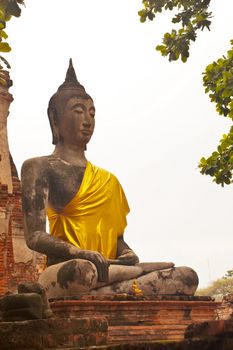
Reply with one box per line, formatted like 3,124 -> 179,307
47,162 -> 130,259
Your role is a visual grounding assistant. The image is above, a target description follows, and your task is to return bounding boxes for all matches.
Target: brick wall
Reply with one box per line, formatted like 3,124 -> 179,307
0,185 -> 15,294
0,159 -> 46,295
0,72 -> 45,296
0,208 -> 10,294
216,295 -> 233,320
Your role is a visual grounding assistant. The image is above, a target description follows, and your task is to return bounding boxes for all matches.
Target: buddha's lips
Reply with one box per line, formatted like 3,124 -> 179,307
81,129 -> 91,135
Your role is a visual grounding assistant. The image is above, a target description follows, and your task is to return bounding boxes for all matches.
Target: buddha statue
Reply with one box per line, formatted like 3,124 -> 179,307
21,59 -> 198,299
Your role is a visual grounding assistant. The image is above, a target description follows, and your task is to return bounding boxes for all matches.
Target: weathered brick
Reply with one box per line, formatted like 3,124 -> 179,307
0,76 -> 45,296
50,298 -> 220,344
0,317 -> 108,349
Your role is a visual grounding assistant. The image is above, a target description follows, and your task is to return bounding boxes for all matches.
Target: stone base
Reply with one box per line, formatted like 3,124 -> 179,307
28,338 -> 233,350
96,338 -> 233,350
185,318 -> 233,339
0,317 -> 108,350
50,296 -> 219,344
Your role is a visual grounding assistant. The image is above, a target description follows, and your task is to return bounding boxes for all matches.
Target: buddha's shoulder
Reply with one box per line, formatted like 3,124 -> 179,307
21,155 -> 53,174
91,163 -> 120,184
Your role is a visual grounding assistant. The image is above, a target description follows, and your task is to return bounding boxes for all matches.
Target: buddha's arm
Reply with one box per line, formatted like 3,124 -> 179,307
21,158 -> 109,282
116,236 -> 139,265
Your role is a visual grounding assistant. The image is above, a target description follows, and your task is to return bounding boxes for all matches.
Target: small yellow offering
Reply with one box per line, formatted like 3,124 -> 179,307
132,279 -> 143,297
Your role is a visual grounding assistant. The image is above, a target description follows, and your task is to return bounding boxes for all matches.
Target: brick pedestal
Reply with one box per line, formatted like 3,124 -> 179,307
185,318 -> 233,339
50,297 -> 219,344
0,317 -> 108,350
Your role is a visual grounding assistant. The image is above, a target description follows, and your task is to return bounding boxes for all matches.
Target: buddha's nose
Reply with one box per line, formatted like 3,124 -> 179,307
83,112 -> 93,126
83,119 -> 91,128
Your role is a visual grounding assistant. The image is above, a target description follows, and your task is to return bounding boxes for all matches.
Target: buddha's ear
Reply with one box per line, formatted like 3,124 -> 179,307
47,107 -> 60,145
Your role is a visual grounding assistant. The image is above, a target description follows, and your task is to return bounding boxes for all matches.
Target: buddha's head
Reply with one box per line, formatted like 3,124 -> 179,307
48,59 -> 95,147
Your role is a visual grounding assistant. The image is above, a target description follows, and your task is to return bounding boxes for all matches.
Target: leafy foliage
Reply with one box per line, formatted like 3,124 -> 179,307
0,0 -> 24,84
138,1 -> 233,186
197,268 -> 233,297
138,0 -> 212,62
225,269 -> 233,278
199,43 -> 233,186
203,42 -> 233,119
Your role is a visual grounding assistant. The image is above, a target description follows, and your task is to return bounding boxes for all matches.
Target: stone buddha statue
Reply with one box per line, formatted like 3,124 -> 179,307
21,60 -> 198,299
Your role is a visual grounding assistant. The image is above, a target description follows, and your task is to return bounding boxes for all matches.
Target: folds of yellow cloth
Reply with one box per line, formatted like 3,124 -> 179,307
47,162 -> 130,259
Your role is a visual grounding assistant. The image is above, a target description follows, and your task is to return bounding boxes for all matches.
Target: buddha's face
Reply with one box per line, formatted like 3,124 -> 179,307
57,96 -> 95,148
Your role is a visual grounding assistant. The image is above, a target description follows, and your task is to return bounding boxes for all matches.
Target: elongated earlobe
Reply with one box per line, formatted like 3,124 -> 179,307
47,107 -> 60,145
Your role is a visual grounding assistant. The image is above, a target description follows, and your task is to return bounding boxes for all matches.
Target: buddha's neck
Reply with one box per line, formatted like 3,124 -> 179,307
53,143 -> 87,167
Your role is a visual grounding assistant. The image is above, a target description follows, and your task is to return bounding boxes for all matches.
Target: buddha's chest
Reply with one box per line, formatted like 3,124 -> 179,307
48,163 -> 85,210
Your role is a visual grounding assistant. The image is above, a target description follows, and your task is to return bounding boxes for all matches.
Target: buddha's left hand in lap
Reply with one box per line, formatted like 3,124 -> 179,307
115,236 -> 139,265
117,250 -> 139,265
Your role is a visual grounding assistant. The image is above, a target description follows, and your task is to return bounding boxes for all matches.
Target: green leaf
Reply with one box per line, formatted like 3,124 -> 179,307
0,20 -> 5,29
138,10 -> 145,17
140,14 -> 147,23
0,42 -> 11,52
0,29 -> 7,39
156,45 -> 167,55
212,151 -> 219,157
200,157 -> 207,165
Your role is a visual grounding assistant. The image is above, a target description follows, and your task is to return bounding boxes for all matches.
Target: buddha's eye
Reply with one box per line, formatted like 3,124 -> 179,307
74,108 -> 84,114
89,108 -> 95,118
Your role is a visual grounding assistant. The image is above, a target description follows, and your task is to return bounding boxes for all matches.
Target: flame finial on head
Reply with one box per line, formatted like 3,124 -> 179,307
64,58 -> 78,83
57,58 -> 86,93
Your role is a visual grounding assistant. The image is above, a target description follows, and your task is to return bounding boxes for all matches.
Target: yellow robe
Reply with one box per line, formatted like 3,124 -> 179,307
47,162 -> 130,259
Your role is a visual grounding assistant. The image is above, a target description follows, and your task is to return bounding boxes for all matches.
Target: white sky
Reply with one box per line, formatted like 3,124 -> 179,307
6,0 -> 233,288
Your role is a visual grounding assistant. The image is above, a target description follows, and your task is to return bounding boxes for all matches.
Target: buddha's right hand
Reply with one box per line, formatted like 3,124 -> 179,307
77,250 -> 109,283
